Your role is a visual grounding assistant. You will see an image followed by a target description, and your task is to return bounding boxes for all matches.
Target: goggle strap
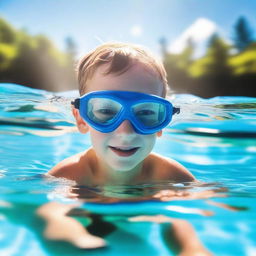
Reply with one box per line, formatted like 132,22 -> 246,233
173,107 -> 180,115
71,98 -> 80,109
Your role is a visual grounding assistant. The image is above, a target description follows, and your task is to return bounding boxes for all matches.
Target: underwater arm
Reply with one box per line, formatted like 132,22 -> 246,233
129,215 -> 212,256
36,202 -> 106,249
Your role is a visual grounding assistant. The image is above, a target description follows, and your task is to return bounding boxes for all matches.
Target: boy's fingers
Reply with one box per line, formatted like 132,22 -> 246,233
129,215 -> 172,223
73,235 -> 107,249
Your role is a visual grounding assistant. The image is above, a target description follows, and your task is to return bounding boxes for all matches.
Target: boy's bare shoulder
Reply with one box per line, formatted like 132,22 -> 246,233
48,149 -> 92,182
147,153 -> 196,183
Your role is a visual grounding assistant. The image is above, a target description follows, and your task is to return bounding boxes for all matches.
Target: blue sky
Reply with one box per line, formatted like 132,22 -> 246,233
1,0 -> 256,58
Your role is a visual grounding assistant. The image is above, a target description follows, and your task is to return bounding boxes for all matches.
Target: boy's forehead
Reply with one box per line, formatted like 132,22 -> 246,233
86,63 -> 164,96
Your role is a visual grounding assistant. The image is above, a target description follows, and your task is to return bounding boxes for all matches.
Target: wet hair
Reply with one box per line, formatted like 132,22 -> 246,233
77,42 -> 168,96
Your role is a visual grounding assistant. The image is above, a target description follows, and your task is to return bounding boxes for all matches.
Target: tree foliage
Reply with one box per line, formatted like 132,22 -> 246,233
233,16 -> 254,52
0,18 -> 77,91
204,34 -> 232,77
162,17 -> 256,97
1,16 -> 256,97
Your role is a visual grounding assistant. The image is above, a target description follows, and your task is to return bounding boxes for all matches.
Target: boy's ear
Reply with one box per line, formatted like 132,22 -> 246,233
157,130 -> 162,137
72,108 -> 89,134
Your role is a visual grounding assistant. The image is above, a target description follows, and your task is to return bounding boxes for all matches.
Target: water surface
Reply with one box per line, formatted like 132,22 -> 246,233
0,83 -> 256,256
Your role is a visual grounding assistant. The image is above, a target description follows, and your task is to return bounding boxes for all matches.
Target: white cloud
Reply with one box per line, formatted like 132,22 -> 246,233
169,18 -> 218,56
130,25 -> 142,37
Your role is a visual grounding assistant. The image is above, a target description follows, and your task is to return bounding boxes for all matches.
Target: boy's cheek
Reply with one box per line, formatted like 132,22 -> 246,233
143,134 -> 157,152
89,129 -> 107,148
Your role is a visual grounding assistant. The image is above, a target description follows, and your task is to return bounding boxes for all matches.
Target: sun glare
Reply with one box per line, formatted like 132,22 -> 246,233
130,25 -> 142,37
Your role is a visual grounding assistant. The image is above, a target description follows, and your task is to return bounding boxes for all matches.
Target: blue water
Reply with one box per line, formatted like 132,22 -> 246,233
0,83 -> 256,256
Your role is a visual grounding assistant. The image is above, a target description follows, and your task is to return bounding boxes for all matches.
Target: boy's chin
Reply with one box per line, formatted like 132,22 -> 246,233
107,160 -> 141,172
110,165 -> 137,172
114,167 -> 137,172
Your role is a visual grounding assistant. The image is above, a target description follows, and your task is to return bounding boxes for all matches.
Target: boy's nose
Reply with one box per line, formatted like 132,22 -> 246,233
115,120 -> 135,134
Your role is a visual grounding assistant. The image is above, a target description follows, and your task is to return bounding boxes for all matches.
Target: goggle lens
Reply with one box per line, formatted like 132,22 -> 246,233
87,98 -> 167,128
87,98 -> 122,124
132,102 -> 166,127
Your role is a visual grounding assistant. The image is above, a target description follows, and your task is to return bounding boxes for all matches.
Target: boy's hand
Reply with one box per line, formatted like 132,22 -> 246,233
153,188 -> 227,201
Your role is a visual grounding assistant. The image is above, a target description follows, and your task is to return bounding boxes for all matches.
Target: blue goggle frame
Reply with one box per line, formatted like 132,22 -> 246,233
71,90 -> 180,135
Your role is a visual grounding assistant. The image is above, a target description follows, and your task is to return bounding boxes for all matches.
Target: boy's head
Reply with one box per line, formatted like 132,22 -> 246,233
73,42 -> 172,173
77,42 -> 168,97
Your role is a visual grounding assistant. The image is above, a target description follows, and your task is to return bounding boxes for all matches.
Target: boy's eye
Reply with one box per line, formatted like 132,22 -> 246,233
87,98 -> 123,123
92,108 -> 119,123
136,109 -> 156,116
95,108 -> 117,115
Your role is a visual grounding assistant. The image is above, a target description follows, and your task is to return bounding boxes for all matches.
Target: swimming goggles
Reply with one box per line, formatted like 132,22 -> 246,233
71,90 -> 180,135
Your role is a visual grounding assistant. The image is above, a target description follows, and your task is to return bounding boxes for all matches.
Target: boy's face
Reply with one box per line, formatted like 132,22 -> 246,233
74,63 -> 164,172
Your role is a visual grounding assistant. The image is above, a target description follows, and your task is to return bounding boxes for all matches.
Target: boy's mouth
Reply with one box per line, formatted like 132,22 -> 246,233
109,146 -> 140,157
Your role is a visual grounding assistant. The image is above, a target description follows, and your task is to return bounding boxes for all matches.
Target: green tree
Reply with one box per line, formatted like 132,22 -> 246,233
0,19 -> 17,70
233,16 -> 254,52
205,33 -> 231,75
203,34 -> 232,95
65,36 -> 77,61
179,38 -> 195,69
159,37 -> 168,58
0,18 -> 16,44
162,38 -> 195,94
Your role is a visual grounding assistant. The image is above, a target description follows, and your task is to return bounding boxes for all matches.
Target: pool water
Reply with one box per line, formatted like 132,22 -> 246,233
0,83 -> 256,256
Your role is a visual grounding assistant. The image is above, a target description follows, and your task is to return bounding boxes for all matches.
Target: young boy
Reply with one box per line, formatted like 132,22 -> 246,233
48,42 -> 195,186
39,42 -> 212,255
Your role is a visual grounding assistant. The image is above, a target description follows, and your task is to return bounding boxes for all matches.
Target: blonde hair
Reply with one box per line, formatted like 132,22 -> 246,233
77,42 -> 168,96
